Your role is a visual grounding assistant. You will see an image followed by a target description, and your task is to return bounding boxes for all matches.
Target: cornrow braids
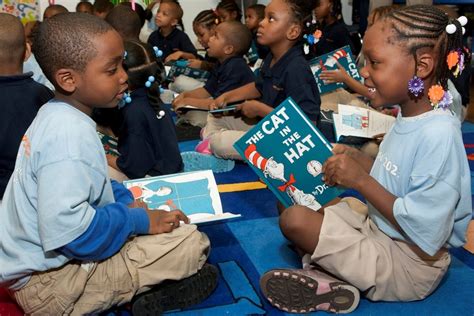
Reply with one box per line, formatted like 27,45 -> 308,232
216,0 -> 242,21
124,40 -> 165,113
284,0 -> 316,39
386,5 -> 464,89
193,9 -> 219,30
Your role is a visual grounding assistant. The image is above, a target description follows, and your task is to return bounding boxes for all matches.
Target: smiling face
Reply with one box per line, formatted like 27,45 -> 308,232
71,30 -> 128,114
193,23 -> 215,49
360,21 -> 414,109
256,0 -> 295,47
155,2 -> 178,28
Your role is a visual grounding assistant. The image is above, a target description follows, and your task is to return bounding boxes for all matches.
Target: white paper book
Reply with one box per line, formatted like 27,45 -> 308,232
333,104 -> 396,141
123,170 -> 240,224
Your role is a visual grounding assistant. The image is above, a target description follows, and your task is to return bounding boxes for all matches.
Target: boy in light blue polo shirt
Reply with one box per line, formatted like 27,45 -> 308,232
0,13 -> 216,315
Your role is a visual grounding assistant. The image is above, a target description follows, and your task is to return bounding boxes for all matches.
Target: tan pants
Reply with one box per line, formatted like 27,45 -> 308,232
202,114 -> 256,160
312,198 -> 450,301
320,88 -> 368,112
12,225 -> 209,315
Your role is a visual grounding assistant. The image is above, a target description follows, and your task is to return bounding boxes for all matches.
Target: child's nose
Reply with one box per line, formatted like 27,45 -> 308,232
360,65 -> 369,79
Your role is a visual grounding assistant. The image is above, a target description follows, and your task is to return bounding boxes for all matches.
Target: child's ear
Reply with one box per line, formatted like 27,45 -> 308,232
224,44 -> 234,56
171,17 -> 179,27
286,23 -> 301,41
415,52 -> 435,80
55,68 -> 77,93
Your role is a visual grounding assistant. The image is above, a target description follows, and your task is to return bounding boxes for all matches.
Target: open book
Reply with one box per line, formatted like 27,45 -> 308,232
333,104 -> 396,142
123,170 -> 240,224
234,97 -> 343,211
309,45 -> 362,95
165,60 -> 210,82
175,104 -> 239,114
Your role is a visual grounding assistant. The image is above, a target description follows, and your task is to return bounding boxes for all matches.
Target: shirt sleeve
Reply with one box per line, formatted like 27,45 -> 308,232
111,179 -> 134,205
179,32 -> 198,57
58,204 -> 149,261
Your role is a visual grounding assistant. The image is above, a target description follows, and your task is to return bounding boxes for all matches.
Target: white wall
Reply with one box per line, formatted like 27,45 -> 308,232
39,0 -> 353,44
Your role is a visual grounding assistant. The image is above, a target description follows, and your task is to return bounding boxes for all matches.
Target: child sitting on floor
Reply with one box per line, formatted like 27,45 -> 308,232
0,13 -> 53,202
245,4 -> 269,63
204,0 -> 321,160
148,0 -> 197,62
107,40 -> 183,179
260,5 -> 471,314
172,21 -> 255,129
0,13 -> 216,315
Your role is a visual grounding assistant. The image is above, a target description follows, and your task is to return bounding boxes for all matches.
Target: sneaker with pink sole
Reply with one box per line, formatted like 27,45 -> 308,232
260,268 -> 360,314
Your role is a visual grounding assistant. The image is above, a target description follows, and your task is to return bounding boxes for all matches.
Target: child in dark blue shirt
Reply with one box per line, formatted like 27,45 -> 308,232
245,4 -> 269,63
148,0 -> 197,62
107,40 -> 183,179
172,21 -> 254,124
0,13 -> 53,200
207,0 -> 321,160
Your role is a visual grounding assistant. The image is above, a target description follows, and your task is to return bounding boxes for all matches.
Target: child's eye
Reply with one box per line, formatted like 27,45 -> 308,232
269,16 -> 275,22
107,68 -> 117,75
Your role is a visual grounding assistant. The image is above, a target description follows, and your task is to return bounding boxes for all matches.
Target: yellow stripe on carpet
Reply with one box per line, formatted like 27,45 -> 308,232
218,181 -> 267,193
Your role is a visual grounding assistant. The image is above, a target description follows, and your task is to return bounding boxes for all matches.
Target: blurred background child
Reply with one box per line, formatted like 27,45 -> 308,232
76,1 -> 93,14
148,0 -> 197,62
245,4 -> 269,62
216,0 -> 242,23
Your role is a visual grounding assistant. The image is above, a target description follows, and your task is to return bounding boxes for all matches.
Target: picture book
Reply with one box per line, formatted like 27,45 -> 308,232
309,45 -> 362,95
123,170 -> 240,224
165,60 -> 210,82
333,104 -> 396,141
97,131 -> 119,157
233,97 -> 343,211
175,104 -> 238,114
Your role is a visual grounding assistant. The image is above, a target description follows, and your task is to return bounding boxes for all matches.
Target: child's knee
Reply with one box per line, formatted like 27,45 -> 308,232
279,205 -> 308,238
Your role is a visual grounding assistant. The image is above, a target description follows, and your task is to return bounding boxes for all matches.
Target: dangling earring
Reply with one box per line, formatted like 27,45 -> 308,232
407,75 -> 424,98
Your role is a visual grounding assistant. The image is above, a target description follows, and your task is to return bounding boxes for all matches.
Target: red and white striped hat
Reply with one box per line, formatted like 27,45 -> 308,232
331,49 -> 347,60
244,144 -> 268,171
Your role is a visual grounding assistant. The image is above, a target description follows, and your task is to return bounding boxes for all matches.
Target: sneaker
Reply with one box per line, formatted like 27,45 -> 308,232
131,263 -> 218,316
260,268 -> 359,314
195,138 -> 211,155
181,151 -> 235,173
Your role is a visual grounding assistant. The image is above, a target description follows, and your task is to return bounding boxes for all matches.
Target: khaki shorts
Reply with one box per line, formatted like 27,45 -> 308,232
311,198 -> 450,301
12,225 -> 210,315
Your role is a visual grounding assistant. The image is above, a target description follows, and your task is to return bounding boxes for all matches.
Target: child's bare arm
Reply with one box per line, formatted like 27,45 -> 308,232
210,82 -> 261,110
106,154 -> 119,170
320,62 -> 371,98
176,97 -> 213,110
165,51 -> 197,63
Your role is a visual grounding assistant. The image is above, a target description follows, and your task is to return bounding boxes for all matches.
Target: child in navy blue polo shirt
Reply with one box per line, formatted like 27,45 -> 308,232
147,0 -> 197,62
0,13 -> 53,201
205,0 -> 321,160
107,40 -> 183,179
245,4 -> 269,63
172,21 -> 254,118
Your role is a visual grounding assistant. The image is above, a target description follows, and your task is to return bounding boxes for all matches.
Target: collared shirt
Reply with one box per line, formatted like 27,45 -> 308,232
310,20 -> 354,58
0,72 -> 53,198
148,28 -> 197,60
204,56 -> 255,98
255,45 -> 321,121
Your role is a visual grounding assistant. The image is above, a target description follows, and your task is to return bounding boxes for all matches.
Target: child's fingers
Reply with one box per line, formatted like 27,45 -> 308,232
336,61 -> 345,70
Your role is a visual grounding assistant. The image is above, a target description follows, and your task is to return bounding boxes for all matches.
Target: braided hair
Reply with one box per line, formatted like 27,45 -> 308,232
193,9 -> 219,30
123,40 -> 165,113
216,0 -> 242,22
285,0 -> 317,40
385,5 -> 464,89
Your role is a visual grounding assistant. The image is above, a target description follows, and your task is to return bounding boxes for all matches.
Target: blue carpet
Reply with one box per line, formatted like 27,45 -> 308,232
161,121 -> 474,315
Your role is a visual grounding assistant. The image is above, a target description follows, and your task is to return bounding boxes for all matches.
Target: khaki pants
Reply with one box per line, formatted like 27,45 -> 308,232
12,225 -> 210,315
202,114 -> 256,160
312,198 -> 450,301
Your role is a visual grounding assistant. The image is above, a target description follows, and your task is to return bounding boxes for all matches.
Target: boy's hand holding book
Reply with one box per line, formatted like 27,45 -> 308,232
237,100 -> 272,119
146,209 -> 190,234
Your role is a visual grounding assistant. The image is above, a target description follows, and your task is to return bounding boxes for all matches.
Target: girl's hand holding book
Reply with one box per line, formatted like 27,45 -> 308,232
322,153 -> 368,189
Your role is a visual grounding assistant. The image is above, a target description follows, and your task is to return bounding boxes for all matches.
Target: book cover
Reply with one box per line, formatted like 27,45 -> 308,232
123,170 -> 240,224
233,97 -> 343,211
165,60 -> 210,82
332,104 -> 396,141
97,131 -> 120,157
309,45 -> 361,95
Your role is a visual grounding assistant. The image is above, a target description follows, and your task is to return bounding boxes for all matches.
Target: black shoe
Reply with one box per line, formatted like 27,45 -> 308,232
175,123 -> 202,141
131,263 -> 218,316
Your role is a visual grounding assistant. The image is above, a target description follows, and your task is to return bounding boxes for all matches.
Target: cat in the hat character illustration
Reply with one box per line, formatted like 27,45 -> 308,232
244,144 -> 286,182
324,49 -> 347,68
278,175 -> 322,211
128,185 -> 172,205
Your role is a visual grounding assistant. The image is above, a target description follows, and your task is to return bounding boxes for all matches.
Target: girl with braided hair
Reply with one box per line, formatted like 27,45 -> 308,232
260,5 -> 470,314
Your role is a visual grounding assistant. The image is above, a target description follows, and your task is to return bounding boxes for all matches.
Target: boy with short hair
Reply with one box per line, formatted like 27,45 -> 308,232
172,21 -> 255,112
0,13 -> 216,315
0,13 -> 53,201
148,0 -> 197,61
105,4 -> 142,41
